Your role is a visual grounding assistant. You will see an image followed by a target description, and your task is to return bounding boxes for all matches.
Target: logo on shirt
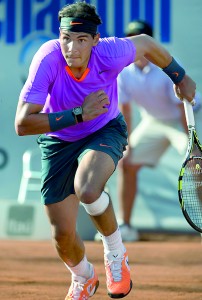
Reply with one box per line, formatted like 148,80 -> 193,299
125,256 -> 130,271
99,70 -> 109,74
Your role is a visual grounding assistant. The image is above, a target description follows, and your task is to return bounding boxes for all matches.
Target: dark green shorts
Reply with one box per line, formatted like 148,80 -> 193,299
37,113 -> 128,205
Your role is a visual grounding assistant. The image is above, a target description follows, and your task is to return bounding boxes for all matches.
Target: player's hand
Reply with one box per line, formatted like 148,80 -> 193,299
173,74 -> 196,104
82,90 -> 110,121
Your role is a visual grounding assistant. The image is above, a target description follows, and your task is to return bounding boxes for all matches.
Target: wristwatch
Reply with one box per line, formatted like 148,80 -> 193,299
72,106 -> 83,123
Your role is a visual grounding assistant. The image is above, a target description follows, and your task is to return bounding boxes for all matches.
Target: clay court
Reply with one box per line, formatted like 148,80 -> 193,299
0,234 -> 202,300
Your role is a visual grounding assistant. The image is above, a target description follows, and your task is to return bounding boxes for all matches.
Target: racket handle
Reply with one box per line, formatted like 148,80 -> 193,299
183,99 -> 195,127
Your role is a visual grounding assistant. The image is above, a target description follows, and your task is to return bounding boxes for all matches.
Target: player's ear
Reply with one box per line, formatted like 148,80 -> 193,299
93,33 -> 100,46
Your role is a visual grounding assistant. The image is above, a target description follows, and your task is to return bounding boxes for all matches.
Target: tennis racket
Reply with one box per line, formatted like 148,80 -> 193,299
178,99 -> 202,233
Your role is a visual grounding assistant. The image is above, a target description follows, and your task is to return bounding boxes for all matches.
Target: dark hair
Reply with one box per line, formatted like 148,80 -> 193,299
125,20 -> 153,37
58,1 -> 102,25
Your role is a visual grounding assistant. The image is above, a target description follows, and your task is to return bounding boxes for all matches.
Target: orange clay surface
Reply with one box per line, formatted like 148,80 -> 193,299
0,234 -> 202,300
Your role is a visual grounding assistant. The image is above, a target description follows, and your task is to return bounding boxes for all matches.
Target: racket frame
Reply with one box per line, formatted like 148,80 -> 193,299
178,100 -> 202,233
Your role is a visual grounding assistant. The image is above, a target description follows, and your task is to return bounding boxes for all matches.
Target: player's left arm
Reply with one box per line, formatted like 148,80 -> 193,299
127,34 -> 196,102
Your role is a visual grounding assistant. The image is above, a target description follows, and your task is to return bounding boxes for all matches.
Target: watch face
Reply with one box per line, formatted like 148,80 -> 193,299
74,107 -> 82,115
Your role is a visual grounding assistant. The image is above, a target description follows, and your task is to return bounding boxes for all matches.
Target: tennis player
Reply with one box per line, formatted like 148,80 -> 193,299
15,2 -> 196,299
116,20 -> 201,242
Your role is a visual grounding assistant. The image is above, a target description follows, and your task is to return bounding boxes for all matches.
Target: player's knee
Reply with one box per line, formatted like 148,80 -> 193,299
76,187 -> 100,204
81,191 -> 110,216
52,226 -> 76,246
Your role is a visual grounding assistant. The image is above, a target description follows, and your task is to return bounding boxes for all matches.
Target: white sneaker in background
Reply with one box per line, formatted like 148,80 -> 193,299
119,224 -> 139,242
94,231 -> 102,242
94,224 -> 139,242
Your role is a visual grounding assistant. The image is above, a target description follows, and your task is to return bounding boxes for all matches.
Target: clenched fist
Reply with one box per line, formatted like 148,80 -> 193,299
82,90 -> 110,121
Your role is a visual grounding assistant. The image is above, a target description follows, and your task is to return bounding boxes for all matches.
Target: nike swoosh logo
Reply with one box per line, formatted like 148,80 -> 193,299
172,72 -> 179,77
99,143 -> 112,148
125,257 -> 130,271
70,21 -> 83,25
99,70 -> 108,74
56,116 -> 64,121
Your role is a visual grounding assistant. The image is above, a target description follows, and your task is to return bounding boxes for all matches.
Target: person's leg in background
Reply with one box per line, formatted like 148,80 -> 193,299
118,160 -> 142,241
117,118 -> 170,241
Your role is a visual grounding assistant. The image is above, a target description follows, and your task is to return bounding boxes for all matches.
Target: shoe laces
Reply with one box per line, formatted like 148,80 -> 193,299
106,254 -> 124,282
69,276 -> 85,300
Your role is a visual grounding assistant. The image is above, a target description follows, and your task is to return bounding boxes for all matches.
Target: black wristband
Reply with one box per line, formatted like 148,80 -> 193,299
48,110 -> 76,132
162,57 -> 185,84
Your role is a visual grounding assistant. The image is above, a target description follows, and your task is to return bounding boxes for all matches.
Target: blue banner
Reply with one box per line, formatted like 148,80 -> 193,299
0,0 -> 171,44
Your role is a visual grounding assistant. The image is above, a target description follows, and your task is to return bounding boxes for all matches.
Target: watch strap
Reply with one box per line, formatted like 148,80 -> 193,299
75,113 -> 83,123
72,106 -> 83,123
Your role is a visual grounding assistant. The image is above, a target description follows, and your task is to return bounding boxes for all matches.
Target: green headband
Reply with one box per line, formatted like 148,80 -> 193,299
60,17 -> 98,35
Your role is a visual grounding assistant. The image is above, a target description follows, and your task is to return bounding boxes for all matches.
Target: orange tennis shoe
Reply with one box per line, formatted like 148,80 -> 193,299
104,248 -> 132,298
65,265 -> 99,300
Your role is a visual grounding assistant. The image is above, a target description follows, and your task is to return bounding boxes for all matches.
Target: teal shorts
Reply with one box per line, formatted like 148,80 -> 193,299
37,113 -> 128,205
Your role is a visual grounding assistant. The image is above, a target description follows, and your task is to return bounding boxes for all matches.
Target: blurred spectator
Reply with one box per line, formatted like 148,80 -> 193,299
117,20 -> 201,241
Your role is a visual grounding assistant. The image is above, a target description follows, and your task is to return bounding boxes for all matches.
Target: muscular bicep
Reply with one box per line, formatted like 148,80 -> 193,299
15,101 -> 43,124
127,34 -> 172,67
127,35 -> 149,61
15,100 -> 50,136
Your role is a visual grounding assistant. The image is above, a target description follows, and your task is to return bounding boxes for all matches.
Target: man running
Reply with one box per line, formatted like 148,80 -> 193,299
15,2 -> 196,299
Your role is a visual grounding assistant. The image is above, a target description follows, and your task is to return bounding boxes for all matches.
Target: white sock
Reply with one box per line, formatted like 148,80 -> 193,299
101,227 -> 125,254
65,255 -> 92,279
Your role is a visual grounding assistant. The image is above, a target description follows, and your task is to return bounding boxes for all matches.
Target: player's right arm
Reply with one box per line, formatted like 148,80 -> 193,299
15,101 -> 50,136
15,90 -> 110,136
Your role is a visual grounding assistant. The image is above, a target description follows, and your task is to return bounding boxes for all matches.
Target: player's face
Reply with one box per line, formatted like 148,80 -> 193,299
60,30 -> 99,70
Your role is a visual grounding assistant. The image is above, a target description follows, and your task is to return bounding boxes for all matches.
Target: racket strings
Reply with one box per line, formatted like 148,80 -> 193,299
182,157 -> 202,229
